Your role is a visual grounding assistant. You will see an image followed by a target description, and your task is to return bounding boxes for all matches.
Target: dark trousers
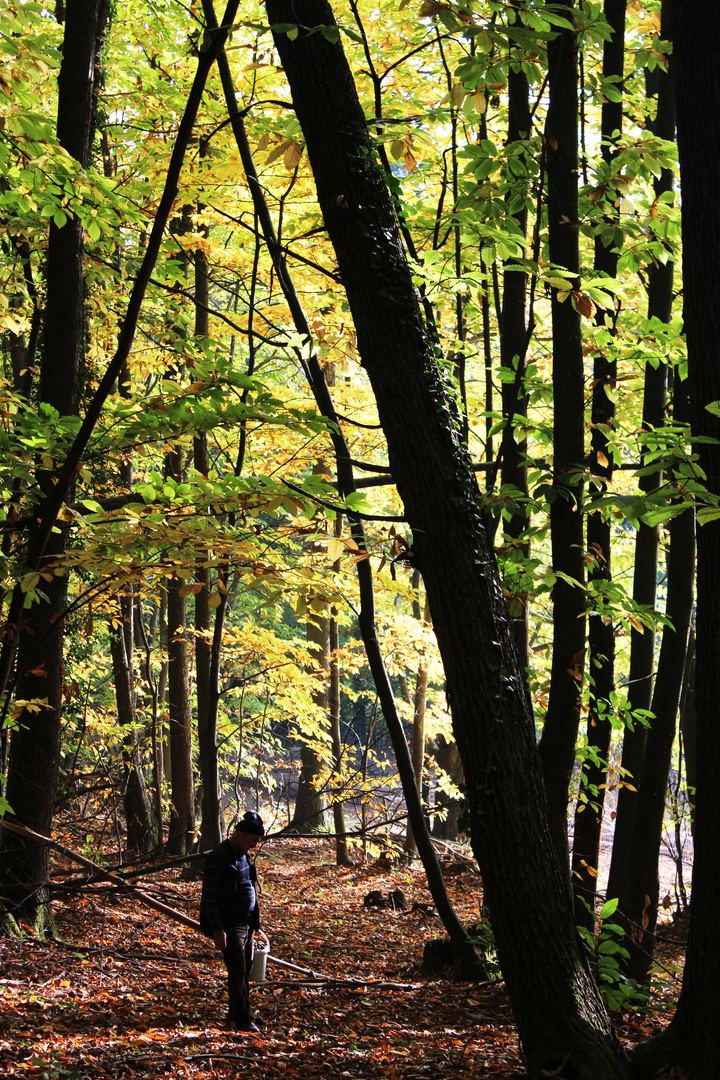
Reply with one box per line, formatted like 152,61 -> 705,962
223,924 -> 254,1023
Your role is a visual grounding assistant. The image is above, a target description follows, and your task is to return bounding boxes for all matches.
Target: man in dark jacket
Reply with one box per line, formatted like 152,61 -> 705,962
201,811 -> 264,1032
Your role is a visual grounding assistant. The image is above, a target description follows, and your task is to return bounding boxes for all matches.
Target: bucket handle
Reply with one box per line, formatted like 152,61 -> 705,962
254,928 -> 270,953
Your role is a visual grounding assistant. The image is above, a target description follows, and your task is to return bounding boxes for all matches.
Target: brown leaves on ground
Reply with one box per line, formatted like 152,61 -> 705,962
0,838 -> 679,1079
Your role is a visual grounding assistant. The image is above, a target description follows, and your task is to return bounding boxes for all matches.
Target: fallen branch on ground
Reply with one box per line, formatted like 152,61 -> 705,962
0,818 -> 202,932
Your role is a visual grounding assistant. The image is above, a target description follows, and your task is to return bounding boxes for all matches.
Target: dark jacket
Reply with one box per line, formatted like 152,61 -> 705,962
200,840 -> 259,936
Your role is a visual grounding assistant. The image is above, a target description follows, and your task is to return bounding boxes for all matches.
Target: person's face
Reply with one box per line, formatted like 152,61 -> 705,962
231,829 -> 261,854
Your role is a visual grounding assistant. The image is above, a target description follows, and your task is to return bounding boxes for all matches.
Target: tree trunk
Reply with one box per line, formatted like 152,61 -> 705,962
205,0 -> 478,975
166,486 -> 195,856
571,0 -> 626,931
405,570 -> 429,858
193,243 -> 222,851
637,6 -> 720,1072
537,1 -> 587,865
0,0 -> 107,931
330,519 -> 350,866
678,629 -> 696,835
606,0 -> 675,917
499,19 -> 531,677
624,401 -> 694,984
292,604 -> 330,833
266,4 -> 627,1074
431,734 -> 464,842
110,596 -> 155,854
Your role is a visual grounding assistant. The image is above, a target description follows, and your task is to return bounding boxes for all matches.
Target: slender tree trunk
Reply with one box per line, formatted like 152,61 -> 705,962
537,0 -> 587,865
624,390 -> 694,984
292,467 -> 331,834
329,518 -> 350,865
0,0 -> 107,930
135,597 -> 165,843
110,598 -> 155,853
406,570 -> 429,857
678,629 -> 696,835
193,241 -> 222,851
266,5 -> 627,1073
607,0 -> 675,913
500,14 -> 531,676
166,445 -> 195,856
431,734 -> 464,841
571,0 -> 626,931
292,600 -> 330,833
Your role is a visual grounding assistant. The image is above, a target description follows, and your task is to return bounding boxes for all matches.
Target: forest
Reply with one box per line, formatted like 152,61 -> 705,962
1,0 -> 719,1077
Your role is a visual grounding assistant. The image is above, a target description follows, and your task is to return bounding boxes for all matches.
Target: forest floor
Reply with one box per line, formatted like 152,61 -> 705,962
0,832 -> 687,1079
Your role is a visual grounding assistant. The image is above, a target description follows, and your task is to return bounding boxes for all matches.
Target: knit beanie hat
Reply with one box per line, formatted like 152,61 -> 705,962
234,810 -> 265,837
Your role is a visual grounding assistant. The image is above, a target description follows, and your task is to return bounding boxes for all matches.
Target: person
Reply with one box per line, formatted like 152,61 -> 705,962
200,811 -> 265,1032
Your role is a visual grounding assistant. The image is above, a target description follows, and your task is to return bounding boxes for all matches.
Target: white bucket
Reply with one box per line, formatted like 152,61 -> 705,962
249,932 -> 270,983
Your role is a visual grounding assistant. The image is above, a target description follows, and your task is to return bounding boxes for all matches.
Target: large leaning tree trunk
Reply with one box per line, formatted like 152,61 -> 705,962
202,0 -> 477,969
0,0 -> 107,932
266,4 -> 626,1076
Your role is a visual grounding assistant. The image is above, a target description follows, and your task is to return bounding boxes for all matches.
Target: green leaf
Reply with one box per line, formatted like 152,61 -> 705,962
320,25 -> 340,44
599,897 -> 619,920
339,23 -> 364,44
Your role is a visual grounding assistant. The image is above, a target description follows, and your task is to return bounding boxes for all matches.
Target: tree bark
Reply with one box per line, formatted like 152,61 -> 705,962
204,0 -> 477,974
110,596 -> 155,853
624,398 -> 694,984
266,4 -> 627,1074
405,570 -> 429,857
0,0 -> 107,930
571,0 -> 626,931
193,243 -> 222,851
329,517 -> 350,865
431,734 -> 464,842
606,0 -> 675,917
166,500 -> 195,856
537,1 -> 587,865
641,5 -> 720,1072
499,12 -> 531,676
292,603 -> 330,833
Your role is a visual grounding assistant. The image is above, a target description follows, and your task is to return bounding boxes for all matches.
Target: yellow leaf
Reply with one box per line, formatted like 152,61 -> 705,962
390,139 -> 405,161
326,537 -> 346,562
284,141 -> 303,171
266,139 -> 292,165
208,592 -> 222,609
20,572 -> 40,594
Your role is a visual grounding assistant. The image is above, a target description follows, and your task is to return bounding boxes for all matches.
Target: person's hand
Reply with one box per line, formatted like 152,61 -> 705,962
213,928 -> 227,952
